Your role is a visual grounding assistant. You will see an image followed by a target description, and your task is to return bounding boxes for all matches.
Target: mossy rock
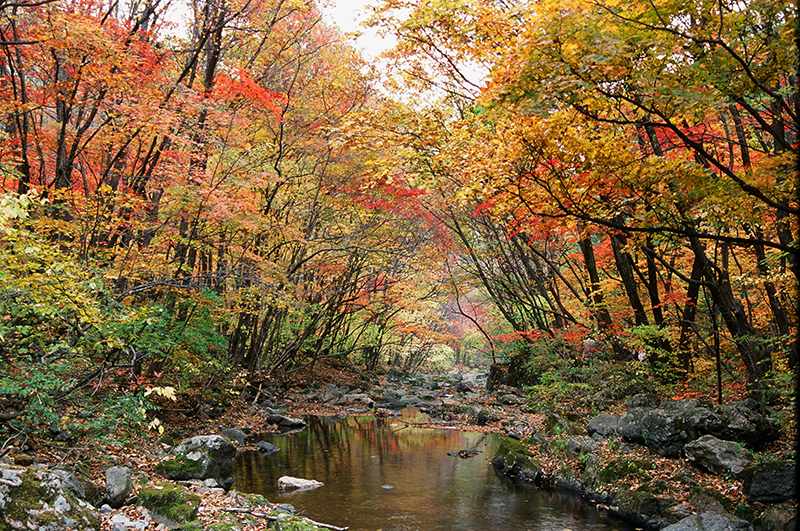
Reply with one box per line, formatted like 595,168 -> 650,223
492,438 -> 543,483
0,466 -> 101,531
688,486 -> 734,514
595,458 -> 654,485
138,482 -> 201,527
155,454 -> 205,478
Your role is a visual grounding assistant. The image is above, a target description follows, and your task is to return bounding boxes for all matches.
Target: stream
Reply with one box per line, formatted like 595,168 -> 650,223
232,410 -> 637,531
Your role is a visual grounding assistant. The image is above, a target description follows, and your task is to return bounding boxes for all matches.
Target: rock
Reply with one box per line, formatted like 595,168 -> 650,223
499,394 -> 524,406
615,490 -> 676,528
266,414 -> 307,429
378,395 -> 406,410
564,436 -> 598,459
255,441 -> 280,455
616,407 -> 648,443
660,511 -> 753,531
277,476 -> 324,491
741,460 -> 796,503
0,464 -> 101,530
687,487 -> 732,515
344,393 -> 375,407
624,394 -> 658,408
320,384 -> 345,405
156,435 -> 236,490
51,468 -> 85,499
221,428 -> 247,445
455,382 -> 471,393
491,437 -> 543,484
713,402 -> 779,448
658,398 -> 700,413
586,413 -> 618,437
683,435 -> 752,476
105,466 -> 133,508
760,502 -> 797,531
138,481 -> 201,527
639,409 -> 694,457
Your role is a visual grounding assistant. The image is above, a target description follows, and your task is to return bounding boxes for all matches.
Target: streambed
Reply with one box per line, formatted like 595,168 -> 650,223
232,410 -> 636,531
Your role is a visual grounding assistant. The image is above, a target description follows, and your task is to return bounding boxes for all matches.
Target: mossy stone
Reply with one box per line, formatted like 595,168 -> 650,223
595,458 -> 654,484
155,454 -> 205,479
0,468 -> 100,531
138,481 -> 201,526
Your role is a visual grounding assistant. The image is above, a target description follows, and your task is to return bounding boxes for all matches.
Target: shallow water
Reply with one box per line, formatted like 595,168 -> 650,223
232,410 -> 636,531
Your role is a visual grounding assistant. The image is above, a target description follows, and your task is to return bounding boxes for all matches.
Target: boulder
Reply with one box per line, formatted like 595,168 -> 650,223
760,502 -> 797,531
713,402 -> 779,448
156,435 -> 236,490
586,413 -> 618,437
687,487 -> 732,515
0,464 -> 101,530
491,437 -> 543,484
266,414 -> 307,430
617,407 -> 648,443
741,460 -> 796,503
221,428 -> 247,445
378,395 -> 406,410
660,511 -> 753,531
320,384 -> 345,405
277,476 -> 324,491
639,409 -> 694,457
343,393 -> 375,407
138,481 -> 201,527
658,398 -> 700,414
499,394 -> 524,406
684,435 -> 752,476
51,468 -> 85,499
564,436 -> 598,459
255,441 -> 280,455
105,466 -> 133,508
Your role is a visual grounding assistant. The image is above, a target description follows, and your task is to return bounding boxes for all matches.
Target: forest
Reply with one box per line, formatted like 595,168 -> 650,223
0,0 -> 796,435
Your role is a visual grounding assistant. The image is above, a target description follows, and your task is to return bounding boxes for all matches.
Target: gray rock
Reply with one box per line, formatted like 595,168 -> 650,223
221,428 -> 247,445
277,476 -> 324,490
105,466 -> 133,508
320,384 -> 345,405
378,395 -> 406,410
713,402 -> 779,448
742,460 -> 796,503
658,399 -> 700,414
266,414 -> 307,429
681,407 -> 724,435
639,409 -> 694,457
0,465 -> 101,530
660,511 -> 753,531
684,435 -> 752,476
624,394 -> 658,409
760,502 -> 797,531
344,393 -> 375,407
52,468 -> 85,499
499,394 -> 524,406
586,413 -> 618,437
565,436 -> 598,459
617,407 -> 648,442
255,441 -> 280,455
156,435 -> 237,490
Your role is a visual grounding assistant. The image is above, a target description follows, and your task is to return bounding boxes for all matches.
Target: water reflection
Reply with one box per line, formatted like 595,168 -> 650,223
233,411 -> 635,531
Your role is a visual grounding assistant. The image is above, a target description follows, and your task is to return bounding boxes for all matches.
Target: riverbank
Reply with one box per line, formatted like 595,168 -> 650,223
0,365 -> 795,530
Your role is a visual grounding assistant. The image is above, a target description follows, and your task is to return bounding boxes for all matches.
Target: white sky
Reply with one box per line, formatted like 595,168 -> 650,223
319,0 -> 396,58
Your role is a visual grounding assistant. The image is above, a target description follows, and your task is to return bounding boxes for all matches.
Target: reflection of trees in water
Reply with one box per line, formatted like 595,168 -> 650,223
233,414 -> 632,530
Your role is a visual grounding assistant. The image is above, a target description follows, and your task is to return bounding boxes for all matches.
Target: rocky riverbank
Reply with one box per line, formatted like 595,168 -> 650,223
0,368 -> 795,530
